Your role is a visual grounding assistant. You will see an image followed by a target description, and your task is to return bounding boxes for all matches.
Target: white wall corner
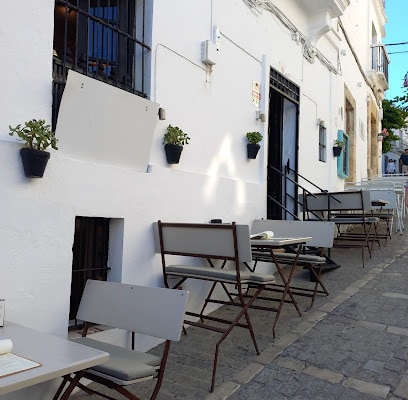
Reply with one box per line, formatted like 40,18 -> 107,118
334,0 -> 351,15
308,10 -> 332,47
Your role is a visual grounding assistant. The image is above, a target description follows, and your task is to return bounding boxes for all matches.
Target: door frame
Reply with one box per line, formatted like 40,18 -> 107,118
267,67 -> 300,220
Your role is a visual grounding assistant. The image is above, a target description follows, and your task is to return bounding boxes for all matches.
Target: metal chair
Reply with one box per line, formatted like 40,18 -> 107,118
54,280 -> 188,400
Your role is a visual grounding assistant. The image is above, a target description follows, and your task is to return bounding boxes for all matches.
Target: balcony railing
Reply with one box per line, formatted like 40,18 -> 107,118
371,44 -> 389,84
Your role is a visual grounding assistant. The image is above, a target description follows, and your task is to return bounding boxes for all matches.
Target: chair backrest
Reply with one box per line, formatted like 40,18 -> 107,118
76,280 -> 188,341
367,180 -> 396,191
366,176 -> 407,191
153,221 -> 252,263
304,190 -> 371,213
251,219 -> 335,248
344,181 -> 369,191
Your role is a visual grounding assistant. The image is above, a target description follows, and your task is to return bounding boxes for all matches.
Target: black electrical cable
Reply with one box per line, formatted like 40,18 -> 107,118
384,41 -> 408,46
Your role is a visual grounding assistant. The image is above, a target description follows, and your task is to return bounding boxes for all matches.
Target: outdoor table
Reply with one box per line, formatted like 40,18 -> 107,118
0,322 -> 109,397
249,237 -> 312,337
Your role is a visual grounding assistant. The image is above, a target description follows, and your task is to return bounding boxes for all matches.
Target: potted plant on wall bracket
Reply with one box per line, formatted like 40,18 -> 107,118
246,131 -> 263,159
163,124 -> 190,164
333,139 -> 344,157
9,119 -> 58,178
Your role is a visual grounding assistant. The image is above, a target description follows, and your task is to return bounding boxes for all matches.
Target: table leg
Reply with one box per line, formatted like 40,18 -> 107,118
269,247 -> 303,338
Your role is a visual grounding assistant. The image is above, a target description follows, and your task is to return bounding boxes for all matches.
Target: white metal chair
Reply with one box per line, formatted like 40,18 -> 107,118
365,178 -> 405,232
302,190 -> 380,268
367,188 -> 402,237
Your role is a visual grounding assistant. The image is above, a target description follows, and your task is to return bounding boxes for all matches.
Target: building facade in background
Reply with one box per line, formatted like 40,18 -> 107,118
0,1 -> 388,397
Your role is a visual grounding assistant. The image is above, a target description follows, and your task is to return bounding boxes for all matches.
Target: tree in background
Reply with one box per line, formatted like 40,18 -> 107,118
381,98 -> 408,153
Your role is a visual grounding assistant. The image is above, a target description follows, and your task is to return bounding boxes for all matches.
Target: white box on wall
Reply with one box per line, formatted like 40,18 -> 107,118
0,299 -> 4,327
201,40 -> 217,66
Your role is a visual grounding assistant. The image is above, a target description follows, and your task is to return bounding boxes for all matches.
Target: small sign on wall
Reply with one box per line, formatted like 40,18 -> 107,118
252,81 -> 261,107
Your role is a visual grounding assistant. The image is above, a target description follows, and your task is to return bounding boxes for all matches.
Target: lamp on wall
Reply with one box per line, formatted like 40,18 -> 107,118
158,108 -> 166,120
256,110 -> 266,122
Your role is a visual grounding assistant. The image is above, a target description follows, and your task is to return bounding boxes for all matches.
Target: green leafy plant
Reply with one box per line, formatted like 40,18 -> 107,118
334,139 -> 344,147
163,124 -> 190,146
381,99 -> 407,154
9,119 -> 58,151
246,131 -> 263,144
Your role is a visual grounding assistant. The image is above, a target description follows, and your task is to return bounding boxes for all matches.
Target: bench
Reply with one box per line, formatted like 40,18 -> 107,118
154,221 -> 276,391
53,280 -> 188,400
302,190 -> 379,267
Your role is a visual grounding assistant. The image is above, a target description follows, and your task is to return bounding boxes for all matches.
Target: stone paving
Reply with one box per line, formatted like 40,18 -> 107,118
70,222 -> 408,400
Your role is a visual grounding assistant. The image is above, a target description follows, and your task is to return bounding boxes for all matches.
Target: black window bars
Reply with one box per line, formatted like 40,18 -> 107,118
52,0 -> 151,130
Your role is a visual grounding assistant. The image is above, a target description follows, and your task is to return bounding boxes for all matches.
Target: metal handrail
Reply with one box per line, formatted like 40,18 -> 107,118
268,163 -> 342,221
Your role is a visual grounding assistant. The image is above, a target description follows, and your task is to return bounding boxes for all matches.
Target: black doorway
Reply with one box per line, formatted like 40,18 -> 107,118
69,216 -> 110,328
267,68 -> 300,220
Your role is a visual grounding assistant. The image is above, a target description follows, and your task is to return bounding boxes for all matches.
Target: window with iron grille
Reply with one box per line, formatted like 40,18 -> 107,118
270,67 -> 300,105
318,125 -> 327,162
53,0 -> 151,130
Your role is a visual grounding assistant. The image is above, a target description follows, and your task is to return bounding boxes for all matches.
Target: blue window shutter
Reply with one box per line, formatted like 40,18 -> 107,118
337,130 -> 349,179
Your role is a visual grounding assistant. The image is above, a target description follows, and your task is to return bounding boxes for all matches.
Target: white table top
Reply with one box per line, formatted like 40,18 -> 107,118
0,322 -> 109,395
250,237 -> 312,247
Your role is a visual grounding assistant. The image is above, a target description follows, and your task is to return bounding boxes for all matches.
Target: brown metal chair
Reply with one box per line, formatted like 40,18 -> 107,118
154,221 -> 276,392
302,190 -> 380,268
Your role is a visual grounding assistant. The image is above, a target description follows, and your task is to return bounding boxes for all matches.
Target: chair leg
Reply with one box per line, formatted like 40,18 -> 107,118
150,340 -> 171,400
209,286 -> 263,392
114,386 -> 142,400
199,282 -> 218,321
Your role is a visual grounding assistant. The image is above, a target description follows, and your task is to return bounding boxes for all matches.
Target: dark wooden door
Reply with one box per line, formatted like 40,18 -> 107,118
70,217 -> 110,325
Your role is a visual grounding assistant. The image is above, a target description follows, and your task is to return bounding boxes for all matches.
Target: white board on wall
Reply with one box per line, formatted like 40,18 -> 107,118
56,70 -> 159,172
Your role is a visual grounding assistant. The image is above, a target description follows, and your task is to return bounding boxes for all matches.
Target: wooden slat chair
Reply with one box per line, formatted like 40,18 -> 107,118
154,221 -> 276,392
302,190 -> 379,267
53,280 -> 188,400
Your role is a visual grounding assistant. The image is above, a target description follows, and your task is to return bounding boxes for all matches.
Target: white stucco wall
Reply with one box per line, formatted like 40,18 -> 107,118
340,0 -> 385,180
0,0 -> 386,397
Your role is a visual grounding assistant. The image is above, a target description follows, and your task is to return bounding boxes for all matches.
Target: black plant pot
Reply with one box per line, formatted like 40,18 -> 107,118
332,146 -> 342,157
20,147 -> 50,178
247,143 -> 260,159
165,144 -> 183,164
